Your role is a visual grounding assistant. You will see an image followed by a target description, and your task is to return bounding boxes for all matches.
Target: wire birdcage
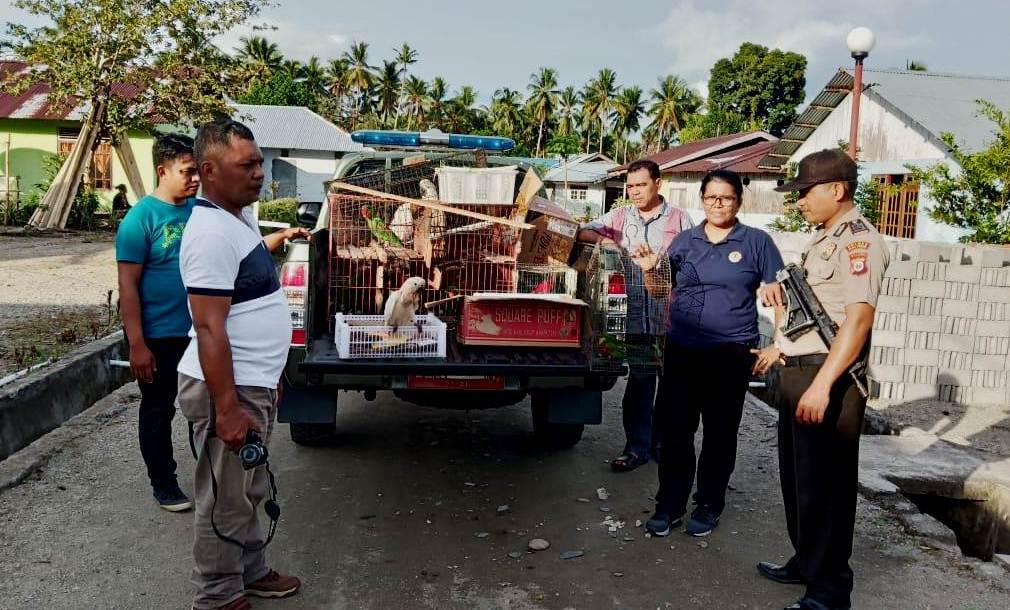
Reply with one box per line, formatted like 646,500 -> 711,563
327,150 -> 538,333
581,243 -> 672,373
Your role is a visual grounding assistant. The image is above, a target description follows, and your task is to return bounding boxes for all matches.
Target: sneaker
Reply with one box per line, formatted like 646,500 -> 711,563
153,484 -> 193,512
192,597 -> 251,610
245,569 -> 301,599
645,511 -> 683,537
686,505 -> 720,537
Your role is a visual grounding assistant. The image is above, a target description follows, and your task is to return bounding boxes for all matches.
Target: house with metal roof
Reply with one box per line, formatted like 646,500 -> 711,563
541,152 -> 619,220
759,68 -> 1010,242
610,131 -> 786,226
0,60 -> 155,208
233,104 -> 363,204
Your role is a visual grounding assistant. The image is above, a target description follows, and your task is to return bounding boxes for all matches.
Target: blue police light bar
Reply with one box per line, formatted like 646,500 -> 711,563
351,128 -> 515,152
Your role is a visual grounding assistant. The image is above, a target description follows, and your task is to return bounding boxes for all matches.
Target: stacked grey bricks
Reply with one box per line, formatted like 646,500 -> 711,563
865,240 -> 1010,404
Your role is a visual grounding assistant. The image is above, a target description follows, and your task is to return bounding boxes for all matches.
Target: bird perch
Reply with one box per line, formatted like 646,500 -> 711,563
331,182 -> 533,230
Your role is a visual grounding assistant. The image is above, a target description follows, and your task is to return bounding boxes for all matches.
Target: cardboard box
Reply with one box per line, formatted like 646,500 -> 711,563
459,293 -> 585,348
517,196 -> 579,266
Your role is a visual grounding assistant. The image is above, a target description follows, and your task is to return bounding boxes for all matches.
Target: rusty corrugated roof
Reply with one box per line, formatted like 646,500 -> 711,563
0,60 -> 142,120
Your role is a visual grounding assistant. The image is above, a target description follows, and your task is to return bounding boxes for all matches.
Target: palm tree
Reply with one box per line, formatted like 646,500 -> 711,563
578,82 -> 599,152
427,76 -> 448,127
555,86 -> 579,138
614,86 -> 645,163
279,59 -> 303,82
647,75 -> 701,151
343,42 -> 374,128
393,42 -> 419,129
234,36 -> 282,82
489,88 -> 523,136
589,68 -> 618,154
403,76 -> 428,129
526,67 -> 560,156
448,85 -> 479,132
325,58 -> 349,103
375,61 -> 401,126
302,56 -> 326,94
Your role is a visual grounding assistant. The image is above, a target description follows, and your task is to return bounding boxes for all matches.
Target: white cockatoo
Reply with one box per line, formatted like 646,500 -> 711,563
384,276 -> 427,332
391,203 -> 414,244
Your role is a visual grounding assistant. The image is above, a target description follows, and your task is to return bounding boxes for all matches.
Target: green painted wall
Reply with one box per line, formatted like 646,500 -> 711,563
0,118 -> 156,208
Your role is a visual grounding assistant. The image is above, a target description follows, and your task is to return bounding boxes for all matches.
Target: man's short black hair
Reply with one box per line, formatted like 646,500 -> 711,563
626,159 -> 661,180
153,133 -> 194,167
194,118 -> 255,164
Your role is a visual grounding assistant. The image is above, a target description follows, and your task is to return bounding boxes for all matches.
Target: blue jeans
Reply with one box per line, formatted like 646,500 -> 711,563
621,370 -> 658,460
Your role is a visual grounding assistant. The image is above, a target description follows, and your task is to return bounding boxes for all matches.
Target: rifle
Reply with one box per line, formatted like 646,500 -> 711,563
776,263 -> 869,398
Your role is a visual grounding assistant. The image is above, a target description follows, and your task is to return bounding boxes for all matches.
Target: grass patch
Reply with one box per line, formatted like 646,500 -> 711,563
0,302 -> 120,376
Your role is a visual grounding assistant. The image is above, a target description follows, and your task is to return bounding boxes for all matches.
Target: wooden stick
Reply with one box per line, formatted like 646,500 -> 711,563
332,182 -> 533,230
424,294 -> 464,309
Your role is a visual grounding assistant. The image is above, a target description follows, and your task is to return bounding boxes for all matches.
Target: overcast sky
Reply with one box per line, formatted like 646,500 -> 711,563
3,0 -> 1009,104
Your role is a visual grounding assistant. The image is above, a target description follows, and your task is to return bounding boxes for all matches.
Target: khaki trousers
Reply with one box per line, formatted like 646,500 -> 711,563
177,374 -> 277,610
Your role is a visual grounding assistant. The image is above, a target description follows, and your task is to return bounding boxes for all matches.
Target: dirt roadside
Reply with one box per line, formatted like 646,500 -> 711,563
0,229 -> 119,375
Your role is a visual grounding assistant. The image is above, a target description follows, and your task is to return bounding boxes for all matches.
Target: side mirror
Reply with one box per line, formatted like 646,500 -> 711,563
296,202 -> 321,228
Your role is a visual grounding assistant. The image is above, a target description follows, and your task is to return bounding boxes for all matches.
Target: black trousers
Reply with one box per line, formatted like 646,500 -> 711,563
654,339 -> 754,516
773,362 -> 866,608
136,336 -> 190,491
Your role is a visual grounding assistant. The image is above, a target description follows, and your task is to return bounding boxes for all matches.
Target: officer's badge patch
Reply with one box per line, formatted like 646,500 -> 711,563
820,243 -> 837,260
728,250 -> 742,263
849,251 -> 868,275
846,241 -> 870,252
849,219 -> 870,234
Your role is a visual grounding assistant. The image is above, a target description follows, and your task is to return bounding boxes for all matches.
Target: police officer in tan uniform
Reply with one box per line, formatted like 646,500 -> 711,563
753,149 -> 889,610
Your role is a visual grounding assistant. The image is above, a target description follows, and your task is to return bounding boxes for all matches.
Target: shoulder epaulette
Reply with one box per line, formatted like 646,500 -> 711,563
849,219 -> 870,234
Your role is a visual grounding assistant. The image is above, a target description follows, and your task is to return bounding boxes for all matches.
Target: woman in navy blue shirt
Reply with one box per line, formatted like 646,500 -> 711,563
632,169 -> 784,538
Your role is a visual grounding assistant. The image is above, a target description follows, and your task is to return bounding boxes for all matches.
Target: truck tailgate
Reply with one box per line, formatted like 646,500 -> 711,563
300,334 -> 604,376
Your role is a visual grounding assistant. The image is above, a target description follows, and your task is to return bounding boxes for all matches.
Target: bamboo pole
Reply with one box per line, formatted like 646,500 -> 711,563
331,182 -> 534,230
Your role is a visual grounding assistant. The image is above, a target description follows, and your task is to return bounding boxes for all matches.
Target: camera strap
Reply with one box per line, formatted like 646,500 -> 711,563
197,426 -> 281,552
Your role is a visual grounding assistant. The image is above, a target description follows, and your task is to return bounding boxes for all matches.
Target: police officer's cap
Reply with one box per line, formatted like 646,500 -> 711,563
774,149 -> 858,193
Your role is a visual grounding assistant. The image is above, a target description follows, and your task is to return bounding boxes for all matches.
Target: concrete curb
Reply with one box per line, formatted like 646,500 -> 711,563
0,331 -> 131,460
0,383 -> 139,492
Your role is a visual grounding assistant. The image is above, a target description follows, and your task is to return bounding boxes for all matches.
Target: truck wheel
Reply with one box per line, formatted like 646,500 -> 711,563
531,400 -> 584,449
289,422 -> 336,446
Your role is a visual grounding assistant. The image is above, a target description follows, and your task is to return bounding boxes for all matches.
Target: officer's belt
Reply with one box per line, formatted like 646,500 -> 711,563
782,354 -> 828,368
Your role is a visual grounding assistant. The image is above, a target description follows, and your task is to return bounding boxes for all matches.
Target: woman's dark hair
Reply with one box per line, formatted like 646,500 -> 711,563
699,169 -> 744,201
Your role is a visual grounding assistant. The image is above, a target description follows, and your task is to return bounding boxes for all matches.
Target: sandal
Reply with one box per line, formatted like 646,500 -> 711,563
611,452 -> 648,472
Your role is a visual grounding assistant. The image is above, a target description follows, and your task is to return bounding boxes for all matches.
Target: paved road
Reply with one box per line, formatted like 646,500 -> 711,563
0,381 -> 1006,609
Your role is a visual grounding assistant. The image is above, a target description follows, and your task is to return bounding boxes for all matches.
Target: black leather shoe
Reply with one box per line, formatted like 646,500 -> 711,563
757,561 -> 805,585
784,597 -> 848,610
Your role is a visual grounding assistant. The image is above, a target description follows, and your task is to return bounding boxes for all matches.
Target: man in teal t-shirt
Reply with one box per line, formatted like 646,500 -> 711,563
116,133 -> 199,513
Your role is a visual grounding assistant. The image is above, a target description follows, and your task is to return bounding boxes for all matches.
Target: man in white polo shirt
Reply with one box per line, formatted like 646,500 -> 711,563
177,119 -> 308,610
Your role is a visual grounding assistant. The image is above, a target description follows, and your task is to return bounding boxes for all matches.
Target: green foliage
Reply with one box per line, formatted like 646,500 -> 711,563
767,163 -> 813,233
679,109 -> 751,144
908,100 -> 1010,244
708,42 -> 807,136
258,198 -> 298,226
0,199 -> 37,225
67,186 -> 100,230
239,71 -> 317,110
2,0 -> 269,137
854,179 -> 882,227
546,134 -> 582,158
610,197 -> 633,210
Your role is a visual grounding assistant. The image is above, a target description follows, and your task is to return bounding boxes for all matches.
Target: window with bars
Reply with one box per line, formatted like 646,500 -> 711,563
567,186 -> 588,201
57,128 -> 113,190
872,174 -> 919,239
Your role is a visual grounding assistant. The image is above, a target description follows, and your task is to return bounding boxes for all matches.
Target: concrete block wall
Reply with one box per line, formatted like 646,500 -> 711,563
766,233 -> 1010,405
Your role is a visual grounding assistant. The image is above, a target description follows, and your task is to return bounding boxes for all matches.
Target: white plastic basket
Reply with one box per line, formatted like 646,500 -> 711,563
334,313 -> 447,359
436,165 -> 517,204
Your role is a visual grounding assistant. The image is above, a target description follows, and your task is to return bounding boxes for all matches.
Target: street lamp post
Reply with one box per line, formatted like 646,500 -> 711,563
846,27 -> 876,160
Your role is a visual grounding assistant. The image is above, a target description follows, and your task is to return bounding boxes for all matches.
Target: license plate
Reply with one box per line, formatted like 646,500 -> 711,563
407,375 -> 506,390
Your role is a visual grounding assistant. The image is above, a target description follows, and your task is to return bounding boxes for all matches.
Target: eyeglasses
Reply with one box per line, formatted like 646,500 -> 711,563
702,195 -> 738,207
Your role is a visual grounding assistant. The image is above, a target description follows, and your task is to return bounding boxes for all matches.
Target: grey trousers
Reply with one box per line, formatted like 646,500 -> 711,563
177,374 -> 277,610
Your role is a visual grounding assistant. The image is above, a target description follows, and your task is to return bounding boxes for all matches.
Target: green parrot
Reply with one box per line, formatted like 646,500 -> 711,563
360,204 -> 403,247
595,334 -> 627,361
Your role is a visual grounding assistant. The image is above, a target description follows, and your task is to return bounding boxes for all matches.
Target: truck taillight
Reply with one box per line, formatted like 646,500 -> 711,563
280,262 -> 308,346
607,273 -> 626,295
